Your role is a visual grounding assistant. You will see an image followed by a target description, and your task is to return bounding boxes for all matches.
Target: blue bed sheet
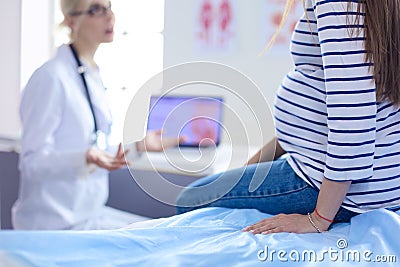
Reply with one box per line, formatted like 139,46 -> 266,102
0,207 -> 399,267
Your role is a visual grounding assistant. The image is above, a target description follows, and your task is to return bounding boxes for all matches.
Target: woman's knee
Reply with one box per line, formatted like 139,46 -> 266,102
175,187 -> 193,213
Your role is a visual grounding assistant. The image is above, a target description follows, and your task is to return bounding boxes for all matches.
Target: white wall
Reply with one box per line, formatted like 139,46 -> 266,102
0,0 -> 22,139
163,0 -> 294,145
21,0 -> 54,89
0,0 -> 53,140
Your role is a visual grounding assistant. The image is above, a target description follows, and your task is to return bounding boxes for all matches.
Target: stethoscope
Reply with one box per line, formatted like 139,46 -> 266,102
69,44 -> 107,150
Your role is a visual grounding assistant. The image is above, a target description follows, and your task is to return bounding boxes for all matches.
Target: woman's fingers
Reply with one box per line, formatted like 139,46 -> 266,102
243,217 -> 274,231
248,223 -> 278,234
242,214 -> 314,234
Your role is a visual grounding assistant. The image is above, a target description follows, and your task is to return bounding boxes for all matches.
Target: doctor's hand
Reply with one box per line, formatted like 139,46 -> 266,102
136,130 -> 187,152
242,213 -> 330,235
86,144 -> 129,171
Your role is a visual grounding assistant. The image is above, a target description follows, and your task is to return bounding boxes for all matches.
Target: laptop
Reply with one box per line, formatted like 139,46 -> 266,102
137,95 -> 224,175
147,95 -> 223,148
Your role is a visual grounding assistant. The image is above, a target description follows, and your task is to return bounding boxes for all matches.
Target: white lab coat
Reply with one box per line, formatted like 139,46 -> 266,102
12,44 -> 146,230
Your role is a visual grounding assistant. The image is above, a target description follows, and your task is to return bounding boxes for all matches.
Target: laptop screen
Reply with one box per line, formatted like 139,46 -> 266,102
147,95 -> 224,147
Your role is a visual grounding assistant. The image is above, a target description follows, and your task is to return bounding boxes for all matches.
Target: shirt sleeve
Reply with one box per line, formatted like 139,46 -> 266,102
314,0 -> 376,181
19,66 -> 94,181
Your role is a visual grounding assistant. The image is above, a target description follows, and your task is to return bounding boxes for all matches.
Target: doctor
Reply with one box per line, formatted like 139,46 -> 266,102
12,0 -> 182,230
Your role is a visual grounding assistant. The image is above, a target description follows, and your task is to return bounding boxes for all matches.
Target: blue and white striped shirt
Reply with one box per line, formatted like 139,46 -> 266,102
274,0 -> 400,213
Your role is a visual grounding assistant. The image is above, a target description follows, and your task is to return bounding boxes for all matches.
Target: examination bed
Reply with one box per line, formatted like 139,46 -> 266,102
0,207 -> 399,266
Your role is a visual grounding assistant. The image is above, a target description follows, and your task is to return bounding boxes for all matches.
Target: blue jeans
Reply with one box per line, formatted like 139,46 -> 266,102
176,157 -> 358,223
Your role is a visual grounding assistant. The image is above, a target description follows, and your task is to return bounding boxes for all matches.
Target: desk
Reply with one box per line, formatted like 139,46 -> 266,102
132,144 -> 258,176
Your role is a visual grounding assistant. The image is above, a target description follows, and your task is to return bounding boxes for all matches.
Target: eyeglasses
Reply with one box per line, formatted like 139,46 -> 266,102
69,3 -> 112,17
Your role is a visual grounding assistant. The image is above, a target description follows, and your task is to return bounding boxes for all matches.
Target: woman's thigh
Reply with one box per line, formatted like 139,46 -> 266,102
176,158 -> 319,215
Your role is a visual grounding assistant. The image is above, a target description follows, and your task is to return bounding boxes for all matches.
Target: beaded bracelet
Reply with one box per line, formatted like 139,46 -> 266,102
307,212 -> 322,233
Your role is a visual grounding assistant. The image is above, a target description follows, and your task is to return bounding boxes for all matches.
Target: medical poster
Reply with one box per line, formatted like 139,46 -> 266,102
195,0 -> 237,54
261,0 -> 304,55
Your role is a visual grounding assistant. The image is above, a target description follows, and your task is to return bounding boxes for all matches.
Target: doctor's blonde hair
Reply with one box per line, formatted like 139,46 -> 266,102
269,0 -> 400,106
60,0 -> 92,26
59,0 -> 93,40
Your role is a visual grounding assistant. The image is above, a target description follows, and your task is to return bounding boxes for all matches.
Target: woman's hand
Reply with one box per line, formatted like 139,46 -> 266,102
86,143 -> 129,171
136,130 -> 186,152
242,213 -> 331,234
242,179 -> 351,235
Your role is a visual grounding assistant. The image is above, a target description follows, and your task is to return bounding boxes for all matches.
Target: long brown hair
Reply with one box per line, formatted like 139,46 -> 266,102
271,0 -> 400,105
361,0 -> 400,105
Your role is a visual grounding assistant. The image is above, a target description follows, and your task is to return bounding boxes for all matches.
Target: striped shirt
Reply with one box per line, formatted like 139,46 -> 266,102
274,0 -> 400,213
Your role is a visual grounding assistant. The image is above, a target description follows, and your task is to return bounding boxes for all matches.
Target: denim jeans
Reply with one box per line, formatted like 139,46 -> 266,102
176,157 -> 358,223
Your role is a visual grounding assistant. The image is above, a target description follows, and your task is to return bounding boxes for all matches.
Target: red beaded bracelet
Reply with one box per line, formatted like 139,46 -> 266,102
315,209 -> 334,223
